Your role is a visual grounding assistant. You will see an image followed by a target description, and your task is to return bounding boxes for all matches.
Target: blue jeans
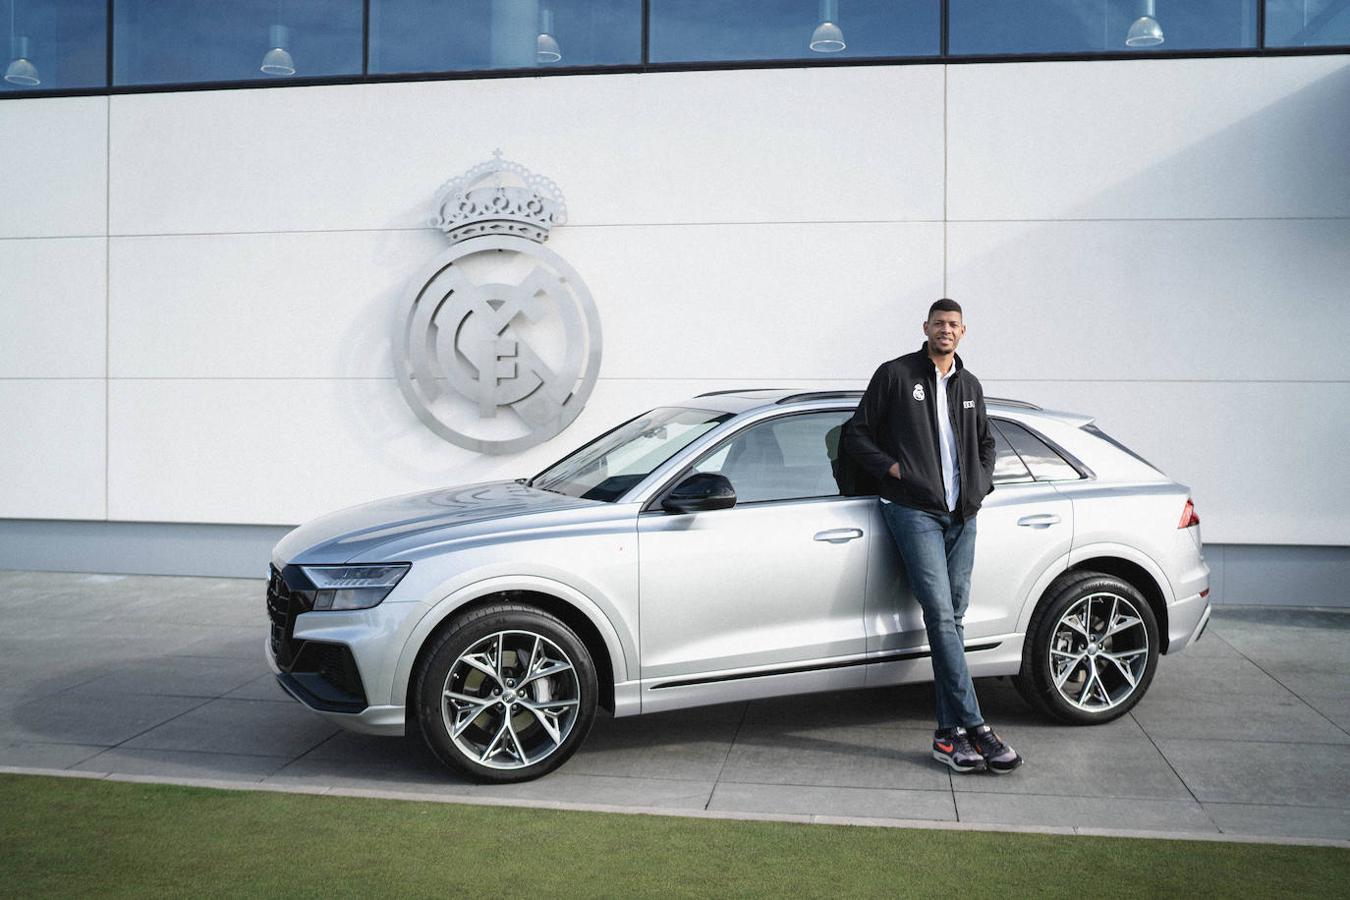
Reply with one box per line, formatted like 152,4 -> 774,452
881,502 -> 984,731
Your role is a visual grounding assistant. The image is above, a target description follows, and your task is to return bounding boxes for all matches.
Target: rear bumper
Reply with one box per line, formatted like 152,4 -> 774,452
1167,591 -> 1212,653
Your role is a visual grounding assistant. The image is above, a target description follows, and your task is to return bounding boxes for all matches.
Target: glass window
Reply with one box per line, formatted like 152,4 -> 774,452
995,420 -> 1082,482
991,424 -> 1034,484
949,0 -> 1258,55
371,0 -> 641,74
113,0 -> 362,87
1,0 -> 105,92
1266,1 -> 1350,47
531,407 -> 730,502
650,0 -> 939,63
693,411 -> 853,504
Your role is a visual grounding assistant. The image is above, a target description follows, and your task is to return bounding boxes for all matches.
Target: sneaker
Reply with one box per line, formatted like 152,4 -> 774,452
968,724 -> 1022,774
932,727 -> 986,773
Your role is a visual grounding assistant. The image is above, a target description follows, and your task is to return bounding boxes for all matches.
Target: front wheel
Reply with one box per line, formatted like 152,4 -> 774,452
1015,571 -> 1159,725
413,603 -> 598,783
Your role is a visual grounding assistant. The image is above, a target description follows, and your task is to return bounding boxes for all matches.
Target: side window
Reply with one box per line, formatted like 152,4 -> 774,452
995,420 -> 1082,482
991,425 -> 1033,484
693,411 -> 853,504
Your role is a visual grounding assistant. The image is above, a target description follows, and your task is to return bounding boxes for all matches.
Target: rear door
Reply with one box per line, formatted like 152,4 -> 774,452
864,419 -> 1073,681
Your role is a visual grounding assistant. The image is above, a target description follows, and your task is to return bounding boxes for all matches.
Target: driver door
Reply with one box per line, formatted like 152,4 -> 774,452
637,410 -> 871,710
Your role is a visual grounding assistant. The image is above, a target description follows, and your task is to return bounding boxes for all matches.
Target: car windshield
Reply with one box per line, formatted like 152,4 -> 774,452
530,407 -> 731,502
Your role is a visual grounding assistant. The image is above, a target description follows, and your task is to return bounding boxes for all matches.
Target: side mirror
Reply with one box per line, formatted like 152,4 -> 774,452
662,472 -> 736,514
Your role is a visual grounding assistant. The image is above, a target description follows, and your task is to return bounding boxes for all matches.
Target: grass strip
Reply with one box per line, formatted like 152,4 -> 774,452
1,773 -> 1346,898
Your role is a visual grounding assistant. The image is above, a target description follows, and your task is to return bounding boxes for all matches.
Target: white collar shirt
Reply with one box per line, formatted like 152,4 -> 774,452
934,359 -> 960,512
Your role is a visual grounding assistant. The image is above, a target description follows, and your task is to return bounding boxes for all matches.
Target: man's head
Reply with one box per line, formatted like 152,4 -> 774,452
923,298 -> 965,355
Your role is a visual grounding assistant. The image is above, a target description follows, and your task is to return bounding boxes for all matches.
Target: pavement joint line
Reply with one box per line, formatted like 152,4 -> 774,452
2,766 -> 1347,849
1226,648 -> 1350,740
1129,709 -> 1219,831
704,701 -> 749,811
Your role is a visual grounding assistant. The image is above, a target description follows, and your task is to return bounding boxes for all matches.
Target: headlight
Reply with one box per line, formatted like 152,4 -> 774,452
298,563 -> 410,611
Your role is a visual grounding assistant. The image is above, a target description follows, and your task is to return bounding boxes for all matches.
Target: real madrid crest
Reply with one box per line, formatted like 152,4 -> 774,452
395,151 -> 602,454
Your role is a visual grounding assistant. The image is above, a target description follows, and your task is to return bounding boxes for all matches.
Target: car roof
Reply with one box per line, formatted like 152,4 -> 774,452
676,388 -> 1093,427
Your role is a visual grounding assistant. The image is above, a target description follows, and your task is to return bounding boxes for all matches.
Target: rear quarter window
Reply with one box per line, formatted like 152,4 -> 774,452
994,420 -> 1083,482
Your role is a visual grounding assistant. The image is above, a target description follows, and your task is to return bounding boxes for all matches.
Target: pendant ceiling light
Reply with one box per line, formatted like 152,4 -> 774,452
1125,0 -> 1165,47
536,8 -> 561,64
5,1 -> 39,86
260,0 -> 295,76
810,0 -> 846,53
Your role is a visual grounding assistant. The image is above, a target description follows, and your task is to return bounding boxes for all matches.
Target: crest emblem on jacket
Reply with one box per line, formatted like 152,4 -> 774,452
912,383 -> 925,402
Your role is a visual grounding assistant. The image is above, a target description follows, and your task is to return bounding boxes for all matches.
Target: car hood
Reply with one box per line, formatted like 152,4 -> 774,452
272,480 -> 603,566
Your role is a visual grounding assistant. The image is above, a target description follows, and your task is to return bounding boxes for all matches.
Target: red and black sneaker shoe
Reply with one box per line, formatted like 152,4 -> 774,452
968,724 -> 1022,774
932,727 -> 986,773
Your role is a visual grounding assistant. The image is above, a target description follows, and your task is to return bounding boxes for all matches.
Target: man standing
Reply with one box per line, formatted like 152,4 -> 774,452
843,298 -> 1022,774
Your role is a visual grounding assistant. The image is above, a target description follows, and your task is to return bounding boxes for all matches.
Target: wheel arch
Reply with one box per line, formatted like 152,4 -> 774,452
393,576 -> 630,721
1066,553 -> 1172,653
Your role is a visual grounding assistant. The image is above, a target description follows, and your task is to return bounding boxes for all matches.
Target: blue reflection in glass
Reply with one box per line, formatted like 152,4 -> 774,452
949,0 -> 1258,55
371,0 -> 641,73
651,0 -> 939,62
113,0 -> 362,86
1267,0 -> 1350,46
2,0 -> 105,91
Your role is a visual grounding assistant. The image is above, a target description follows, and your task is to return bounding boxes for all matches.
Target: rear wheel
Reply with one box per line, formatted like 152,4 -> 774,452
1015,571 -> 1159,724
414,603 -> 598,782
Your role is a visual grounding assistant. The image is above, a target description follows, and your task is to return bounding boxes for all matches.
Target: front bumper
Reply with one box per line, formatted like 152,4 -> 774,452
266,564 -> 414,736
265,638 -> 407,735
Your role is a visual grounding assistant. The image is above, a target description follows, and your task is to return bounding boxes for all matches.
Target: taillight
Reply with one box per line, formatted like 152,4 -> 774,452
1178,499 -> 1200,529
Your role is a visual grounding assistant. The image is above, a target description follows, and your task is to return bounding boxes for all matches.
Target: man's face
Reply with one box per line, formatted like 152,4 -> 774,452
923,310 -> 966,354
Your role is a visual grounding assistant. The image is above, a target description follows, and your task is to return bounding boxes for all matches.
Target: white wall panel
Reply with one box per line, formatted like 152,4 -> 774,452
0,97 -> 107,239
949,56 -> 1350,220
948,219 -> 1350,382
108,230 -> 443,378
107,376 -> 810,524
983,380 -> 1350,546
0,380 -> 105,519
109,66 -> 944,235
569,222 -> 943,380
0,237 -> 106,378
107,223 -> 942,380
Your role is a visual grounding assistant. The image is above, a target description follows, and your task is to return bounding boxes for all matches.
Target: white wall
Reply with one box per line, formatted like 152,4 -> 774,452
1,56 -> 1347,545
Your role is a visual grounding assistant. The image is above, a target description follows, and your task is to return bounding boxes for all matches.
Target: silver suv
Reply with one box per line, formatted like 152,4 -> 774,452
266,390 -> 1211,782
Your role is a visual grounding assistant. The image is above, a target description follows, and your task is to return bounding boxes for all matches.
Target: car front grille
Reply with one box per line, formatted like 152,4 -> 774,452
266,565 -> 309,668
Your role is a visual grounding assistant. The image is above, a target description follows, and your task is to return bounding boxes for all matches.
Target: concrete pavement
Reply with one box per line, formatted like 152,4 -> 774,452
2,570 -> 1346,843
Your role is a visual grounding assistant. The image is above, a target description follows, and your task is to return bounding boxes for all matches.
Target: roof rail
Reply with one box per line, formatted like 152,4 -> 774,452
986,397 -> 1042,410
693,388 -> 788,398
775,390 -> 865,405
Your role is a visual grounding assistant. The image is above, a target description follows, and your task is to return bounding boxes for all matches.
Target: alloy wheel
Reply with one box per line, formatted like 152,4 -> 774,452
1048,592 -> 1150,713
440,629 -> 582,770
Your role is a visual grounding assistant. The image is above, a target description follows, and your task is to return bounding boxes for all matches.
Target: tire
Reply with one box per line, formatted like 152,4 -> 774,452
413,602 -> 598,783
1014,570 -> 1159,725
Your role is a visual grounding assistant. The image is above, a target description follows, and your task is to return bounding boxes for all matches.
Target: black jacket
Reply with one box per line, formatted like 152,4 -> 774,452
841,343 -> 997,520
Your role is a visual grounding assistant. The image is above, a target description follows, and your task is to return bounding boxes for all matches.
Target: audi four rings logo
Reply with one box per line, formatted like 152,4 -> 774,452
394,152 -> 602,455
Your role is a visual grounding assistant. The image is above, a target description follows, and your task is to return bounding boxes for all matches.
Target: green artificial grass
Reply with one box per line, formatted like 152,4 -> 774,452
1,773 -> 1345,898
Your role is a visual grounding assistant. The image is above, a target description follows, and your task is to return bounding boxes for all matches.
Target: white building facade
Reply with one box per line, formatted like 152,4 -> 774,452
1,12 -> 1347,602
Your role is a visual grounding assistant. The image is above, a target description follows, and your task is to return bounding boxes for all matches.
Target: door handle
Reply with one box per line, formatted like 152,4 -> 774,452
1017,513 -> 1061,528
814,528 -> 864,543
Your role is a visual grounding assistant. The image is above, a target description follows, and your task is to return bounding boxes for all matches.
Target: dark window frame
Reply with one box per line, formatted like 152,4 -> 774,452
992,418 -> 1093,483
3,0 -> 1347,100
641,407 -> 859,512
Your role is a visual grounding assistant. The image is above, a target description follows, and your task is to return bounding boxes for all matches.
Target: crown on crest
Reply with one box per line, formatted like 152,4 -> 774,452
430,150 -> 568,245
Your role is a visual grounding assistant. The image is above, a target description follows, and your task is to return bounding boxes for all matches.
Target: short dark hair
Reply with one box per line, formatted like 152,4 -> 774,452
928,298 -> 963,320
